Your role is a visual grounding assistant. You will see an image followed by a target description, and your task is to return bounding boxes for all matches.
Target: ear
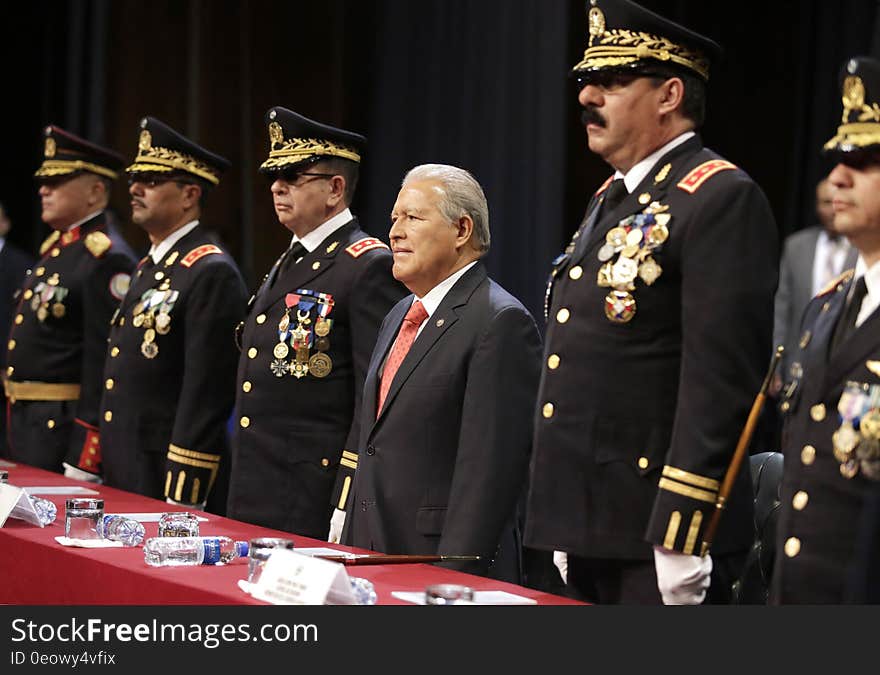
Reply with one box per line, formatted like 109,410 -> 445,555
658,77 -> 685,116
326,175 -> 346,208
87,176 -> 107,207
181,183 -> 202,210
453,214 -> 474,251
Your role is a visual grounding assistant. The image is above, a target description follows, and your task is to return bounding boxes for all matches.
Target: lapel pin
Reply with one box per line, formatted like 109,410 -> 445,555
436,319 -> 444,327
312,261 -> 321,270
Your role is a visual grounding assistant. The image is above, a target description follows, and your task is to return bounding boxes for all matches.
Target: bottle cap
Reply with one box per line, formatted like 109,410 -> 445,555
65,498 -> 104,510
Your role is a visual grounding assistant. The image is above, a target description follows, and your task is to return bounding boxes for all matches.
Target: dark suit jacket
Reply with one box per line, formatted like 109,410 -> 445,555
525,135 -> 778,560
772,271 -> 880,603
99,225 -> 247,508
227,218 -> 407,537
342,262 -> 542,579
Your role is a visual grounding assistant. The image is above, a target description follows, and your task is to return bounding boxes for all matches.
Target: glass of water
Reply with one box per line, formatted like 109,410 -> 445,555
64,498 -> 104,540
247,537 -> 296,585
424,583 -> 475,605
158,512 -> 200,538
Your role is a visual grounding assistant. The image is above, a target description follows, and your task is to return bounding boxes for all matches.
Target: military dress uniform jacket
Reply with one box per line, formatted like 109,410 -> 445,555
525,135 -> 778,560
227,219 -> 406,537
341,263 -> 542,577
99,226 -> 247,506
771,270 -> 880,603
5,212 -> 136,472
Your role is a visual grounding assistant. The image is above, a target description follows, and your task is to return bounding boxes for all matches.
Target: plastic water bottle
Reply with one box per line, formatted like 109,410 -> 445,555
98,515 -> 145,546
143,536 -> 249,567
30,496 -> 57,526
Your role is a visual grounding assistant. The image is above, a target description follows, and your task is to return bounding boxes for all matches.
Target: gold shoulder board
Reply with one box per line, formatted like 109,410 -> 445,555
816,269 -> 855,297
180,244 -> 222,268
346,238 -> 389,258
84,231 -> 112,258
39,230 -> 61,255
676,160 -> 737,194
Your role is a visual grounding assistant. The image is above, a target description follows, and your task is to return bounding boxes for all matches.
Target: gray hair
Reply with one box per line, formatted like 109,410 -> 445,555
402,163 -> 490,254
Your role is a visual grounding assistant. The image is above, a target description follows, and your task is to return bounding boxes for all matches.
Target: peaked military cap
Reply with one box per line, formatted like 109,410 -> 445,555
125,116 -> 230,185
259,106 -> 366,174
572,0 -> 722,83
34,125 -> 126,182
824,56 -> 880,157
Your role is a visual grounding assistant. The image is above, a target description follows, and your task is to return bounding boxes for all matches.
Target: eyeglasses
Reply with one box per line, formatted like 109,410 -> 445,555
837,150 -> 880,171
574,70 -> 667,91
275,171 -> 336,186
127,174 -> 189,189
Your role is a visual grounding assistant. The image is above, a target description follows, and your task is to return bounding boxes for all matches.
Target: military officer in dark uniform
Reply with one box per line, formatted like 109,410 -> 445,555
772,56 -> 880,604
4,126 -> 136,476
226,107 -> 406,538
97,117 -> 247,509
524,0 -> 778,604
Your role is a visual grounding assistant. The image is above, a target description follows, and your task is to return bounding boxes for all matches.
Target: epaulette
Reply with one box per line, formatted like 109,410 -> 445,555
39,230 -> 61,255
346,237 -> 389,258
180,244 -> 222,268
676,159 -> 737,194
816,269 -> 855,298
84,231 -> 112,258
594,175 -> 615,197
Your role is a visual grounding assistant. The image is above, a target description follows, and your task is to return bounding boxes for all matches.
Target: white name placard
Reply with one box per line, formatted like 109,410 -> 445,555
0,483 -> 43,528
248,549 -> 358,605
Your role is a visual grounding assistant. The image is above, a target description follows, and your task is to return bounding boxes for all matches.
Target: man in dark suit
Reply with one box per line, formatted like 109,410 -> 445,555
227,107 -> 406,538
5,126 -> 136,475
341,164 -> 542,580
92,117 -> 247,511
0,201 -> 34,458
774,177 -> 857,389
524,0 -> 778,604
772,56 -> 880,604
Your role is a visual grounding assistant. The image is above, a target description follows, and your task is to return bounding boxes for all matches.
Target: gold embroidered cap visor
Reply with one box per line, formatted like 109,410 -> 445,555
571,0 -> 721,83
824,56 -> 880,157
259,105 -> 365,174
125,116 -> 229,186
34,125 -> 125,182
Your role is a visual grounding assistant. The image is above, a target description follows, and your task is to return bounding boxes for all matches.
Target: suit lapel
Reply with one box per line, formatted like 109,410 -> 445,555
824,285 -> 880,389
372,263 -> 486,426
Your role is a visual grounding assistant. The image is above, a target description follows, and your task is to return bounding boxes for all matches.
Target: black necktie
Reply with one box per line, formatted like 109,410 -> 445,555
600,178 -> 628,218
831,275 -> 869,356
272,241 -> 306,287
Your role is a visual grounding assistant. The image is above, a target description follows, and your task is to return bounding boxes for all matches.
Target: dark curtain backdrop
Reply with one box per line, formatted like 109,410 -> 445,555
0,0 -> 878,323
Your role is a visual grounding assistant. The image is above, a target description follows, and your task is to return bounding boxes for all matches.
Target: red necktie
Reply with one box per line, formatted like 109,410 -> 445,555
377,300 -> 428,417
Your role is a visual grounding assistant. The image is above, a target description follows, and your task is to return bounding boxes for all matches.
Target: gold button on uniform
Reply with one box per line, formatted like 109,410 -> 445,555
35,267 -> 45,276
256,314 -> 267,325
119,317 -> 125,326
312,261 -> 321,270
569,266 -> 583,280
104,411 -> 113,422
810,404 -> 826,422
547,354 -> 560,370
556,308 -> 570,324
240,416 -> 250,428
14,314 -> 22,325
780,401 -> 790,413
637,457 -> 649,470
321,458 -> 330,467
23,289 -> 33,300
105,379 -> 114,390
111,347 -> 120,357
784,537 -> 801,558
6,366 -> 13,377
51,248 -> 60,257
242,381 -> 252,393
542,403 -> 555,418
801,445 -> 816,465
248,347 -> 258,359
799,331 -> 811,349
7,339 -> 15,351
792,491 -> 809,511
47,419 -> 55,429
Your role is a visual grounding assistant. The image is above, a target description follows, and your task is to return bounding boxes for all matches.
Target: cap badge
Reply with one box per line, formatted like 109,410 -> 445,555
843,76 -> 866,111
139,130 -> 152,152
44,137 -> 56,158
588,0 -> 606,44
269,121 -> 284,149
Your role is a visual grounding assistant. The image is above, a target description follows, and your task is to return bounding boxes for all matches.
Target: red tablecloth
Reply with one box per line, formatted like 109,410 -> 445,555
0,462 -> 581,605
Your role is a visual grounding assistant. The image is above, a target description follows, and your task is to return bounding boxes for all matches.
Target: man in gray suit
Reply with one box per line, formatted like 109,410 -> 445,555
774,178 -> 857,390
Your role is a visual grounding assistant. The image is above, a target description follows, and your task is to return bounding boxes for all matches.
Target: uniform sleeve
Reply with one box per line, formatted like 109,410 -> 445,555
645,175 -> 779,554
65,250 -> 134,474
438,305 -> 542,576
164,262 -> 248,506
330,250 -> 406,512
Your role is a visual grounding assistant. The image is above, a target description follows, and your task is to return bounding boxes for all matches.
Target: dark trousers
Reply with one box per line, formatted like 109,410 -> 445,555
566,551 -> 747,605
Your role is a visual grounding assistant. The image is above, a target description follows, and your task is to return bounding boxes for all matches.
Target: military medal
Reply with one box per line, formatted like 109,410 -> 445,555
315,337 -> 330,352
270,359 -> 288,377
155,312 -> 171,335
315,318 -> 330,337
273,342 -> 290,359
605,290 -> 636,323
638,257 -> 662,285
308,353 -> 332,378
37,306 -> 48,322
143,328 -> 156,343
51,302 -> 65,318
141,341 -> 158,359
133,313 -> 145,328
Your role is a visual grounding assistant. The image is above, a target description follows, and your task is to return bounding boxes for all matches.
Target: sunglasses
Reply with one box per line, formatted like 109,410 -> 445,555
127,173 -> 190,188
574,70 -> 667,91
272,170 -> 336,185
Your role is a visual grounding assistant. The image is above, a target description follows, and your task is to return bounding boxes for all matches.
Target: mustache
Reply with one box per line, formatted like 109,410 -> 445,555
131,199 -> 146,209
581,107 -> 606,128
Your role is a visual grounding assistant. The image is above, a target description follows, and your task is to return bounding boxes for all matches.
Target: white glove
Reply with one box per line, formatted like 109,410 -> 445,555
62,462 -> 103,484
328,508 -> 346,543
166,497 -> 206,510
553,550 -> 569,584
653,546 -> 712,605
